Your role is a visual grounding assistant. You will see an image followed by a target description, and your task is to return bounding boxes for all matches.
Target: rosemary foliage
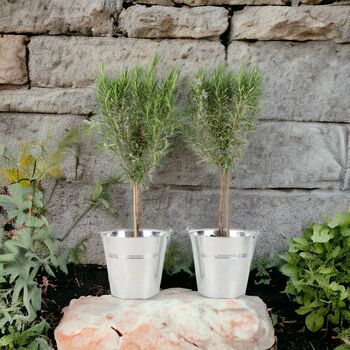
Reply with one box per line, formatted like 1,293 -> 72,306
185,65 -> 262,235
88,58 -> 179,235
186,65 -> 262,171
90,58 -> 180,185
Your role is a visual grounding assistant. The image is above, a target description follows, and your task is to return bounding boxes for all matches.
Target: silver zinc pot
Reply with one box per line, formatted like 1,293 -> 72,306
101,229 -> 170,299
189,229 -> 259,298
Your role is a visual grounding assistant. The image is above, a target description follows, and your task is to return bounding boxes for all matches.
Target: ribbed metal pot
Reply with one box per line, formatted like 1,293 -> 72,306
189,229 -> 259,298
101,229 -> 170,299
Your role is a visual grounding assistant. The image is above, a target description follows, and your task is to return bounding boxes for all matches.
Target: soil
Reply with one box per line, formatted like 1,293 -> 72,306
40,264 -> 344,350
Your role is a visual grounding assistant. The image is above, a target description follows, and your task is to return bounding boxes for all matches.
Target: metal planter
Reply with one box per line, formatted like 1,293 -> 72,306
101,229 -> 170,299
189,229 -> 259,298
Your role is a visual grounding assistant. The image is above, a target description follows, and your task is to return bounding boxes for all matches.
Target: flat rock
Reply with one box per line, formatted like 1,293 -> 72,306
28,36 -> 225,88
227,41 -> 350,122
230,6 -> 350,43
118,5 -> 229,39
0,0 -> 121,36
55,289 -> 275,350
0,88 -> 95,115
0,35 -> 28,85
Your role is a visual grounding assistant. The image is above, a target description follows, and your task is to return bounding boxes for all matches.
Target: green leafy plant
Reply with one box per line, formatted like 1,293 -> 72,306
164,238 -> 193,276
185,65 -> 262,236
251,255 -> 282,286
0,183 -> 63,322
88,57 -> 179,236
0,130 -> 79,187
0,318 -> 52,350
0,135 -> 80,323
0,263 -> 52,350
280,211 -> 350,333
334,327 -> 350,349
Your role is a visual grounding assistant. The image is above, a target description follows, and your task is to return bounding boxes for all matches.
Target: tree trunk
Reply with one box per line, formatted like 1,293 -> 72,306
133,182 -> 141,237
218,169 -> 231,237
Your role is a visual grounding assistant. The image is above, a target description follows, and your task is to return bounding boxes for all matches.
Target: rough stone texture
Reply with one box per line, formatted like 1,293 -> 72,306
29,36 -> 225,88
2,113 -> 350,263
0,35 -> 28,85
0,0 -> 121,36
133,0 -> 287,6
230,6 -> 350,43
154,122 -> 347,190
0,113 -> 85,181
227,41 -> 350,122
0,88 -> 95,115
130,0 -> 175,5
118,5 -> 229,39
55,289 -> 275,350
47,182 -> 350,265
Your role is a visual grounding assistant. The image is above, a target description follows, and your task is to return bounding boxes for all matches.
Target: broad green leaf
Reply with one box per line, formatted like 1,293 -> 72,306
328,212 -> 350,228
311,225 -> 334,243
280,264 -> 298,278
305,310 -> 324,332
296,305 -> 313,315
334,345 -> 350,350
0,254 -> 16,263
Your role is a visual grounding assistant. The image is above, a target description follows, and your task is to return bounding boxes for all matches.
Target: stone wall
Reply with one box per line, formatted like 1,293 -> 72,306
0,0 -> 350,264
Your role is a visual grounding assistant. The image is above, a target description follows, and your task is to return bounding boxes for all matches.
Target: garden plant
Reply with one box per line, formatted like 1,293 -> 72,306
89,57 -> 179,237
186,65 -> 262,236
280,211 -> 350,348
185,64 -> 262,299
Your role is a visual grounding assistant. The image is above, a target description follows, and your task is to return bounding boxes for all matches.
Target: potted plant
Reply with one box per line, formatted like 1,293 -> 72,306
89,58 -> 179,299
185,65 -> 262,298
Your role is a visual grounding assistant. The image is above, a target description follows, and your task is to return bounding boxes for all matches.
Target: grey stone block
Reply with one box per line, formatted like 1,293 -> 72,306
227,41 -> 350,122
0,0 -> 121,36
0,88 -> 96,115
153,122 -> 347,190
230,6 -> 350,43
118,5 -> 229,39
29,36 -> 225,88
48,182 -> 350,264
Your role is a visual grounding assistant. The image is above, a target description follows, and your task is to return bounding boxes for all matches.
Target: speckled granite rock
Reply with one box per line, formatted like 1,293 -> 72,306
55,288 -> 275,350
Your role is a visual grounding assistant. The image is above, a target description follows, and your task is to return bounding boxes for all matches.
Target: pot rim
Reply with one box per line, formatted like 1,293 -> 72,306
100,229 -> 171,239
188,228 -> 259,238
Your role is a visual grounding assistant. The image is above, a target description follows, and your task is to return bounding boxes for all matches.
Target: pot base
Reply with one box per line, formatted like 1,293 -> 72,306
189,228 -> 259,299
101,229 -> 170,299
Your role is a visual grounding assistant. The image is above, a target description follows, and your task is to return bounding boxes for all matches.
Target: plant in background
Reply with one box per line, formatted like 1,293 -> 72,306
88,57 -> 179,237
0,290 -> 51,350
280,211 -> 350,333
185,65 -> 262,236
251,255 -> 282,286
164,238 -> 193,276
0,134 -> 81,350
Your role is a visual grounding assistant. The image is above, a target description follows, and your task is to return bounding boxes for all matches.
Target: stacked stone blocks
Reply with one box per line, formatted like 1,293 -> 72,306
0,0 -> 349,263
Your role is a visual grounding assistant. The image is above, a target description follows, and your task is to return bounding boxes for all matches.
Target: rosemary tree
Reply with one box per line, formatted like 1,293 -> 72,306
186,65 -> 262,236
89,58 -> 179,237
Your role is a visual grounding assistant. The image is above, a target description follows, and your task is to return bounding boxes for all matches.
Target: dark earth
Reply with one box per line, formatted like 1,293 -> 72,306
39,264 -> 343,350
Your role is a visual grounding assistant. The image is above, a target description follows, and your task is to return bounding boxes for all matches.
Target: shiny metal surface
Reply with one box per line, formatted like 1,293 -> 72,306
101,229 -> 170,299
189,228 -> 259,298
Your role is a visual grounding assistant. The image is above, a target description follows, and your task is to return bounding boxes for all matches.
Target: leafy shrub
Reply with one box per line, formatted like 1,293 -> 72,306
0,319 -> 52,350
164,238 -> 193,276
185,65 -> 262,235
0,183 -> 64,321
89,57 -> 179,236
280,211 -> 350,332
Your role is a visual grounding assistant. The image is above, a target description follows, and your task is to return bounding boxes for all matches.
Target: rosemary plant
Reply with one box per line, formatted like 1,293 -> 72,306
186,65 -> 262,236
89,58 -> 179,237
